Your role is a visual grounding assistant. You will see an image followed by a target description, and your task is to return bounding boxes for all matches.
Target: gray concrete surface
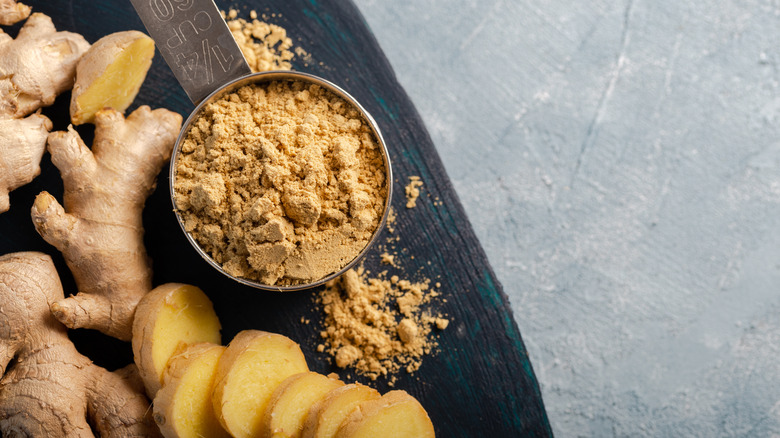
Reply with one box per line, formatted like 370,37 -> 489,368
352,0 -> 780,436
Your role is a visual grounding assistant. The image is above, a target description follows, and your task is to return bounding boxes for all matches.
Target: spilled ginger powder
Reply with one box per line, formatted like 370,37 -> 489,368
173,80 -> 388,286
317,267 -> 448,383
224,8 -> 307,73
405,176 -> 423,208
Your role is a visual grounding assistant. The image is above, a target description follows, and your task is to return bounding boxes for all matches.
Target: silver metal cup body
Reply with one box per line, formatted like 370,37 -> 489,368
169,71 -> 393,291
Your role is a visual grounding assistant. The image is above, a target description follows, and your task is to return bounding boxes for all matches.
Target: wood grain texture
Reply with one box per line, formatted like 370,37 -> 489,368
0,1 -> 552,436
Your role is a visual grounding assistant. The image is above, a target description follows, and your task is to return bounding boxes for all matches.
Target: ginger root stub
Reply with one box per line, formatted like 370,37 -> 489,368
173,79 -> 388,287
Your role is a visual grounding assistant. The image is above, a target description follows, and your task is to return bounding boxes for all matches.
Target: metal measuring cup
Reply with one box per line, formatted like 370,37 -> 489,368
131,0 -> 393,291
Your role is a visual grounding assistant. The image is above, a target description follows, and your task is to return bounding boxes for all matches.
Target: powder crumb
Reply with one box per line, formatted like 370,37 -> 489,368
335,345 -> 362,368
380,252 -> 395,266
397,318 -> 418,343
174,81 -> 388,286
316,267 -> 446,380
225,9 -> 298,72
405,176 -> 423,208
435,318 -> 449,330
294,46 -> 312,66
385,206 -> 396,233
317,344 -> 325,353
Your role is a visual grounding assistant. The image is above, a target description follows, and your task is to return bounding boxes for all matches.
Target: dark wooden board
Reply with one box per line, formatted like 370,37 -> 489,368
0,1 -> 552,436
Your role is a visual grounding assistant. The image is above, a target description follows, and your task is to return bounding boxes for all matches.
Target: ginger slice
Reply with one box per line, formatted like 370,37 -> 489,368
213,330 -> 309,438
132,283 -> 222,397
31,106 -> 182,340
0,0 -> 30,25
70,30 -> 155,125
153,343 -> 231,438
335,390 -> 435,438
261,372 -> 344,438
301,383 -> 380,438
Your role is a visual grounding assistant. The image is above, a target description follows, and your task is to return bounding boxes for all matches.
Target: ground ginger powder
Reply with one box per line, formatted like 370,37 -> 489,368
317,267 -> 448,382
173,80 -> 387,286
405,175 -> 423,208
224,9 -> 298,72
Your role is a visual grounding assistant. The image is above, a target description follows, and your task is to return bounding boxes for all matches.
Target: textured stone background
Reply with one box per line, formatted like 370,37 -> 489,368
352,0 -> 780,436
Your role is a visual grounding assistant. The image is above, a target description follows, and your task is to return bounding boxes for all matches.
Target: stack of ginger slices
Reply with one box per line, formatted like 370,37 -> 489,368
131,283 -> 436,438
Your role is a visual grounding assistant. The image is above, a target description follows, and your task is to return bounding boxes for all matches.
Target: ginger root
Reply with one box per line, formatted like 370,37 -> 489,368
0,113 -> 51,212
0,12 -> 89,213
0,252 -> 159,437
0,13 -> 89,118
0,0 -> 30,27
70,30 -> 156,125
31,105 -> 182,340
133,283 -> 222,396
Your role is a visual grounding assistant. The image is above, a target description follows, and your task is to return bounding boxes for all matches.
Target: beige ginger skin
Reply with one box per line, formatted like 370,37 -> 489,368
0,12 -> 89,213
0,252 -> 159,437
0,0 -> 30,25
31,106 -> 182,341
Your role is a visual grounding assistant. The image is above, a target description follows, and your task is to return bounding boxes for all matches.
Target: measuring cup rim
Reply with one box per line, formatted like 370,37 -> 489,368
168,71 -> 394,292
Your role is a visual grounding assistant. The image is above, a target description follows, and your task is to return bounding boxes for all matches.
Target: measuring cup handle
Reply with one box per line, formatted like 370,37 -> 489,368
130,0 -> 252,104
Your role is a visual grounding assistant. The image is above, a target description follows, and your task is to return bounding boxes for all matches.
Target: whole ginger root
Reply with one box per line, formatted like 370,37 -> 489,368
0,113 -> 51,212
0,12 -> 89,213
32,106 -> 182,340
0,251 -> 160,437
0,0 -> 30,26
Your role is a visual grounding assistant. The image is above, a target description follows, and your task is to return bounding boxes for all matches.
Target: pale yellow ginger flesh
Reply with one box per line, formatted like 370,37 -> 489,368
0,12 -> 89,213
301,384 -> 380,438
0,0 -> 30,25
261,372 -> 344,438
31,106 -> 182,340
132,283 -> 222,397
335,390 -> 435,438
0,252 -> 159,437
213,330 -> 309,438
70,30 -> 155,125
153,343 -> 231,438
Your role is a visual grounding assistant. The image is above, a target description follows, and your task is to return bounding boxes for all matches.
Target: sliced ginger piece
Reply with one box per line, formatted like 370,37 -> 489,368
70,30 -> 155,125
153,343 -> 231,438
132,283 -> 222,397
261,372 -> 344,438
301,383 -> 380,438
213,330 -> 309,438
335,390 -> 435,438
